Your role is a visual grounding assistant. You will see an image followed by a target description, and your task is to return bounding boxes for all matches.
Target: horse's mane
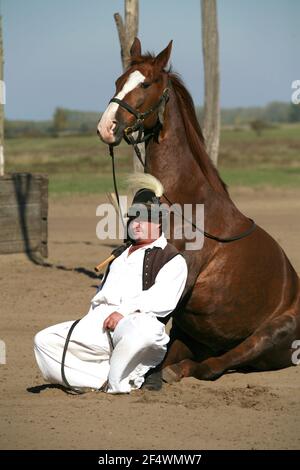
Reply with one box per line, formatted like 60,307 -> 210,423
169,73 -> 228,195
130,54 -> 228,195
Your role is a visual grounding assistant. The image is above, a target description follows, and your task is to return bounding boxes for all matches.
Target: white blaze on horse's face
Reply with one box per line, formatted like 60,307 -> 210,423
98,70 -> 146,144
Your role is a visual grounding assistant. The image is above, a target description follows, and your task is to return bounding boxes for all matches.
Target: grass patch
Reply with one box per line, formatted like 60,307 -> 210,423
4,124 -> 300,193
49,173 -> 129,194
48,167 -> 300,194
220,167 -> 300,188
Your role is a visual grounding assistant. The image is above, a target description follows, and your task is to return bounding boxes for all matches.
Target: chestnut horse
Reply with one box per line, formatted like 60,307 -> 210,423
97,38 -> 300,382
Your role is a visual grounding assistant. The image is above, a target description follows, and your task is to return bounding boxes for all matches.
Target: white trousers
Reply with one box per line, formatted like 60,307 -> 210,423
34,304 -> 169,393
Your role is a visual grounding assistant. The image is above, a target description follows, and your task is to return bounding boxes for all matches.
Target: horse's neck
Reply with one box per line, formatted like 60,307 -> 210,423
146,87 -> 227,206
145,86 -> 247,239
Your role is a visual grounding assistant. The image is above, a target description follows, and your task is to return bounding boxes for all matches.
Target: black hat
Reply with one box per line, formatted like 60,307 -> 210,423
127,188 -> 168,222
132,188 -> 160,206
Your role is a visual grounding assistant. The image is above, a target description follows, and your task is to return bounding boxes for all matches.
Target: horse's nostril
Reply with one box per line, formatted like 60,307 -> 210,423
97,129 -> 101,136
112,121 -> 119,134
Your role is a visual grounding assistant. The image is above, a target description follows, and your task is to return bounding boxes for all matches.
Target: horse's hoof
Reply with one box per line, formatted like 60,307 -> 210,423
162,365 -> 182,384
196,359 -> 223,381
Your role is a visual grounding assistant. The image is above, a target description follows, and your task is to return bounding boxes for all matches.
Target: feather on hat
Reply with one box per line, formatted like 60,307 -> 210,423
126,173 -> 167,220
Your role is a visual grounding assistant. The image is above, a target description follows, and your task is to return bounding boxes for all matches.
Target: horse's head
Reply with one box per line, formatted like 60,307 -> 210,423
97,38 -> 172,146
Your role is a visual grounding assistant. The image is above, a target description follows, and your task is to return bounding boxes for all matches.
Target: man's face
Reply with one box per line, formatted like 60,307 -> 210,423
128,218 -> 160,242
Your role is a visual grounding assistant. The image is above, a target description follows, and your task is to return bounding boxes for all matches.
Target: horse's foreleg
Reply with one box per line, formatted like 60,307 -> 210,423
159,338 -> 196,384
163,312 -> 298,382
162,338 -> 195,368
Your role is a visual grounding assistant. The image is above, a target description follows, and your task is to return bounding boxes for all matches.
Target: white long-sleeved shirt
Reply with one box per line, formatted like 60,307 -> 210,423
91,234 -> 188,318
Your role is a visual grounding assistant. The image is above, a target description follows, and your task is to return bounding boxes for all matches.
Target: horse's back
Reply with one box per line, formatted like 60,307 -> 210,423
181,223 -> 300,345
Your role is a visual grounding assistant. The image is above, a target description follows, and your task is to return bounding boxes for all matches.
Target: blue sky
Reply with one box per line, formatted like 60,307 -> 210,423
2,0 -> 299,120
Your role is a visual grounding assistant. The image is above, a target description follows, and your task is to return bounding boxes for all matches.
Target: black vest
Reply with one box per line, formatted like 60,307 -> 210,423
100,242 -> 180,323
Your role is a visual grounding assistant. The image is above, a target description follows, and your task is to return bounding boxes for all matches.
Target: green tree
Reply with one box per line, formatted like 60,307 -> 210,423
288,103 -> 300,123
53,107 -> 67,135
250,119 -> 268,137
263,102 -> 290,123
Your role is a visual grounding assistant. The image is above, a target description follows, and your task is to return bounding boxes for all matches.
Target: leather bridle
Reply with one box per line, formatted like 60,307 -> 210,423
109,87 -> 169,145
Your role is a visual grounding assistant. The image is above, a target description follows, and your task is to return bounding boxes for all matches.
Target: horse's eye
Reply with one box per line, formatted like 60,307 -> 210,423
141,82 -> 151,89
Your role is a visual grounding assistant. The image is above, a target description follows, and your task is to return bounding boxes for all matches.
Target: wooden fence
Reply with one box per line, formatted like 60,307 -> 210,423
0,173 -> 48,257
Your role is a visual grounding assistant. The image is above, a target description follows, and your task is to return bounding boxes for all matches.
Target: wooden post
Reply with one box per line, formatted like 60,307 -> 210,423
114,0 -> 139,70
39,175 -> 48,257
114,0 -> 144,173
0,173 -> 48,257
201,0 -> 220,167
0,14 -> 4,177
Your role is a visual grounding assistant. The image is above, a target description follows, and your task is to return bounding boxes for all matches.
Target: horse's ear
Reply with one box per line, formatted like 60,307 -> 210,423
130,37 -> 142,57
155,41 -> 173,70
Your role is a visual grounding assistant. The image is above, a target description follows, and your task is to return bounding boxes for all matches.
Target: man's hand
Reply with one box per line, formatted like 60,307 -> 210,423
103,312 -> 124,331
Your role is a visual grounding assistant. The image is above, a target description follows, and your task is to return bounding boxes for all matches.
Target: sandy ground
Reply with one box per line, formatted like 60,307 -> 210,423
0,187 -> 299,450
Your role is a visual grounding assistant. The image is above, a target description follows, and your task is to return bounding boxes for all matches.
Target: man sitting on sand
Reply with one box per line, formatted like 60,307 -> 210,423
34,174 -> 187,394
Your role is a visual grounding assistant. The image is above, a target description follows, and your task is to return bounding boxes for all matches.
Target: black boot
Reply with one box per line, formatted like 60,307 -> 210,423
142,370 -> 163,391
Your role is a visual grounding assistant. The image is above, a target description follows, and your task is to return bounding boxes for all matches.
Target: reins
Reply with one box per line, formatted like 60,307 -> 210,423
110,145 -> 256,243
61,319 -> 114,394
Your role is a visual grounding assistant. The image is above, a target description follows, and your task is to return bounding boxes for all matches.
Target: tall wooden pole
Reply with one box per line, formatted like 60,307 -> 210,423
0,14 -> 4,176
114,0 -> 139,70
114,0 -> 144,173
201,0 -> 220,167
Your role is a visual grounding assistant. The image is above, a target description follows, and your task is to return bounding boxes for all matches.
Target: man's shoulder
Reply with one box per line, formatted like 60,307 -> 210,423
164,242 -> 179,256
150,242 -> 180,264
163,244 -> 188,269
